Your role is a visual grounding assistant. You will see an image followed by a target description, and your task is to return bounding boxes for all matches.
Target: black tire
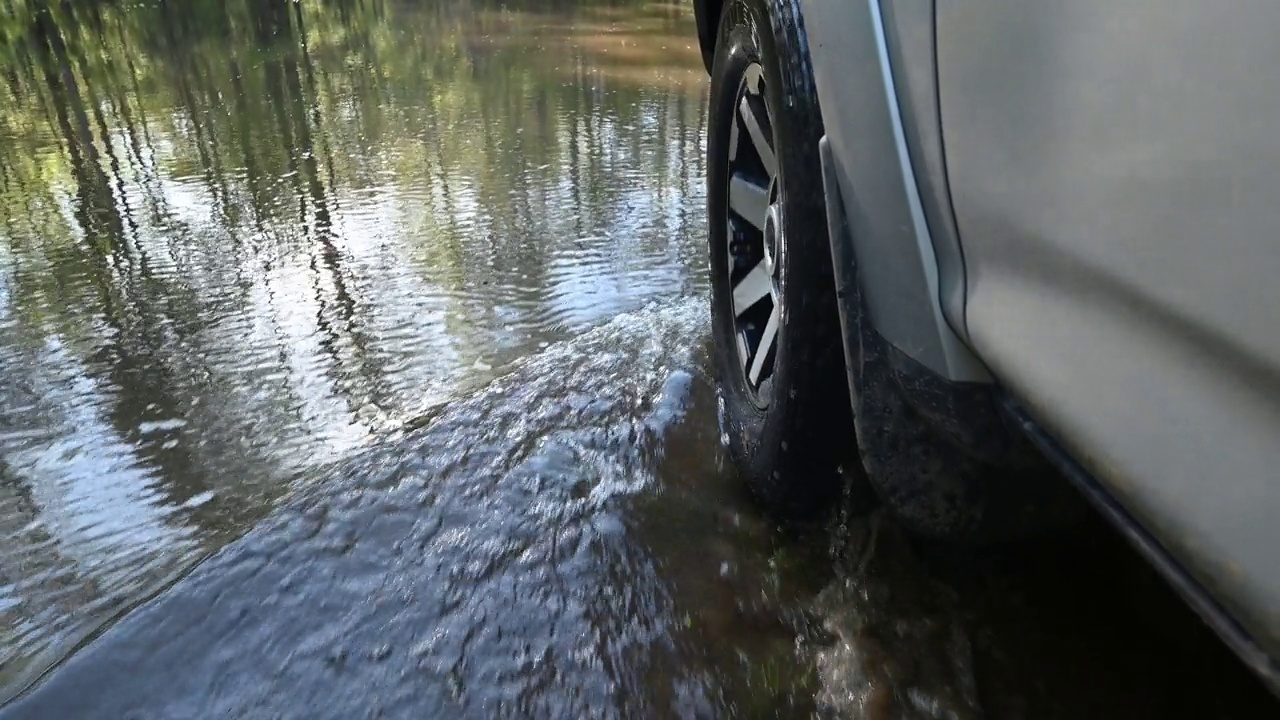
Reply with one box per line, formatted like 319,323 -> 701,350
707,0 -> 855,518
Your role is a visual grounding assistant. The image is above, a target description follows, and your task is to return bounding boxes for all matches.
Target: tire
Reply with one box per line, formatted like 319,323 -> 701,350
707,0 -> 855,518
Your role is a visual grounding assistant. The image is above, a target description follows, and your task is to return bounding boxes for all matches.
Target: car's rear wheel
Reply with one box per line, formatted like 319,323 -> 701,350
707,0 -> 856,519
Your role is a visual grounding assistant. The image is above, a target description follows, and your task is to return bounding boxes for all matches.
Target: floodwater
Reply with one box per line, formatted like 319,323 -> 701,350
0,0 -> 1275,717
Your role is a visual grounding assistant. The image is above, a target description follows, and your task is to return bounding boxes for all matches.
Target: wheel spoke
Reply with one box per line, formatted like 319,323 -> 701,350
732,260 -> 771,317
748,305 -> 779,385
728,174 -> 768,231
744,64 -> 764,95
738,96 -> 776,178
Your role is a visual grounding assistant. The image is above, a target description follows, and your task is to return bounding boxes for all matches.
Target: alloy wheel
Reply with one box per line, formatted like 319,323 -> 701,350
723,62 -> 782,407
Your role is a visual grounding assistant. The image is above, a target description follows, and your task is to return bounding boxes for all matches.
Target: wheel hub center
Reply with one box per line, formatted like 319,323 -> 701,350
763,203 -> 781,275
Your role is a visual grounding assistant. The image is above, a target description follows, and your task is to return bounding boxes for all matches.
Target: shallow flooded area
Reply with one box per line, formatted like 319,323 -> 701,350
0,0 -> 1276,717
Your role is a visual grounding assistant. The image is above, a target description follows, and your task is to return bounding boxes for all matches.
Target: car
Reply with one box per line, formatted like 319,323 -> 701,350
693,0 -> 1280,695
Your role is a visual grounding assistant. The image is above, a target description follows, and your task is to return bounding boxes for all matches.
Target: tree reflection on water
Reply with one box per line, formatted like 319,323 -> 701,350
0,0 -> 706,700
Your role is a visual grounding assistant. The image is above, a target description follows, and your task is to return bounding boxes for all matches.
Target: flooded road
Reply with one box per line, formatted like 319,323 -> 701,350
0,0 -> 1277,717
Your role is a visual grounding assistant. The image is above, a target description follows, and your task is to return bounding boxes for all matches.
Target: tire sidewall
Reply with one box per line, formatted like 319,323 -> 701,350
708,0 -> 849,515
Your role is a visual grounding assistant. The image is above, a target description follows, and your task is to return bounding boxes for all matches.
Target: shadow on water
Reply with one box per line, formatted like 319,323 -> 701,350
0,0 -> 1278,717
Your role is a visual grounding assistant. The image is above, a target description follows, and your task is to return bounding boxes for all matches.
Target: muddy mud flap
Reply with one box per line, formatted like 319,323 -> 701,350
819,135 -> 864,417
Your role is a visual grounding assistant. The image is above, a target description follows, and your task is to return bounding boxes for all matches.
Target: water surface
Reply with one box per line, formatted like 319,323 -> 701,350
0,0 -> 709,697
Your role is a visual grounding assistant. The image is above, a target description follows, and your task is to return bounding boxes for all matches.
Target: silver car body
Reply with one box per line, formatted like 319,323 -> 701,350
797,0 -> 1280,689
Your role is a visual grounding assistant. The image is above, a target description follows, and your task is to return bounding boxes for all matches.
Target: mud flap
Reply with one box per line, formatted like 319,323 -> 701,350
818,134 -> 865,419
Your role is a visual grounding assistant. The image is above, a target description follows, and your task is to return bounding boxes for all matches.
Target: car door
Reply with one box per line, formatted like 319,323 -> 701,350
935,0 -> 1280,663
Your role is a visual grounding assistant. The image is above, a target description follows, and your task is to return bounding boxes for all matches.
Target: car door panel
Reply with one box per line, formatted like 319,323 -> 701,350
936,0 -> 1280,659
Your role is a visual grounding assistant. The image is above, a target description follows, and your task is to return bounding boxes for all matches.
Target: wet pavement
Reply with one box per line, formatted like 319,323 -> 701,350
0,0 -> 1277,717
